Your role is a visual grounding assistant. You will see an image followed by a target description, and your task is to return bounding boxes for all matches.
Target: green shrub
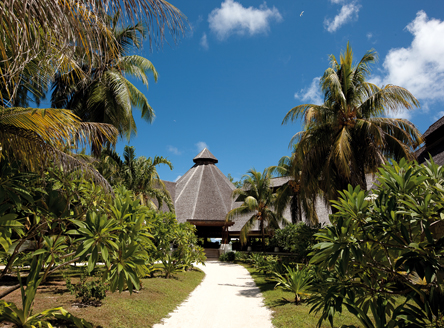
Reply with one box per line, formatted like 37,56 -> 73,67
219,251 -> 235,262
234,251 -> 249,261
271,222 -> 320,262
273,264 -> 313,305
309,159 -> 444,327
249,253 -> 278,274
66,274 -> 109,305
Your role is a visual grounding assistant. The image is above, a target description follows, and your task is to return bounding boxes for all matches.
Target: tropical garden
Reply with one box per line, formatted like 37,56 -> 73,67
0,0 -> 443,326
0,1 -> 208,327
224,44 -> 444,327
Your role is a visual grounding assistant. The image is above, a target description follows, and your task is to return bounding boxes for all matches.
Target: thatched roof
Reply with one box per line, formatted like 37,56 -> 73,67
193,148 -> 218,164
415,143 -> 444,166
415,115 -> 444,166
270,176 -> 291,188
423,115 -> 444,139
174,148 -> 235,223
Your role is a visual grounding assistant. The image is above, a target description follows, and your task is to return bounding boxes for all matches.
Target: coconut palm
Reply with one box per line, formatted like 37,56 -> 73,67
226,168 -> 287,251
51,13 -> 158,140
270,153 -> 319,225
1,0 -> 186,104
96,146 -> 174,210
282,42 -> 422,203
0,107 -> 118,189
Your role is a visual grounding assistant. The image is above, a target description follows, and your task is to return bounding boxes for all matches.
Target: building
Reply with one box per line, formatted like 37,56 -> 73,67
161,148 -> 329,246
415,115 -> 444,165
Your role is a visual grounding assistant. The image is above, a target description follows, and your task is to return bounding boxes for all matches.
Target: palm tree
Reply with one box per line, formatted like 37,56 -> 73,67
282,42 -> 422,203
1,0 -> 186,105
51,13 -> 158,140
0,107 -> 118,189
270,152 -> 318,225
96,146 -> 174,210
226,168 -> 287,251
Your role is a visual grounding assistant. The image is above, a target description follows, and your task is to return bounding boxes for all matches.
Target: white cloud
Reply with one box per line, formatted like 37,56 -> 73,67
386,109 -> 413,121
200,32 -> 209,50
167,146 -> 182,155
324,2 -> 361,33
196,141 -> 208,152
367,32 -> 372,40
377,11 -> 444,102
208,0 -> 282,40
294,77 -> 323,105
434,111 -> 444,121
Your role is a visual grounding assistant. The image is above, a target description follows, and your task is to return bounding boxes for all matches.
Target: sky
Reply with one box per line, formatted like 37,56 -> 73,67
59,1 -> 444,182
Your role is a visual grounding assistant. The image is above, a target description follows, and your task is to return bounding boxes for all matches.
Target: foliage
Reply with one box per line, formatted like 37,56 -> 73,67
0,107 -> 118,183
270,152 -> 319,224
96,146 -> 174,211
219,251 -> 236,262
51,13 -> 159,141
241,262 -> 364,328
0,162 -> 112,280
227,173 -> 243,188
150,211 -> 206,278
308,159 -> 444,328
1,0 -> 186,106
282,42 -> 422,206
249,253 -> 279,274
73,185 -> 155,293
271,223 -> 320,262
0,256 -> 92,328
3,268 -> 205,328
273,265 -> 313,305
66,274 -> 109,305
234,251 -> 249,262
226,168 -> 288,249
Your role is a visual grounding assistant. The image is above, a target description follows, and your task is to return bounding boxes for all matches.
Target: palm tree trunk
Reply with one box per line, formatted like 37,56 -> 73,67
291,193 -> 300,224
261,218 -> 265,252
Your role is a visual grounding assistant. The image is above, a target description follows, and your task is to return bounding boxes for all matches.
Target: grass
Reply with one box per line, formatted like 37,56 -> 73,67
1,266 -> 205,328
238,262 -> 364,328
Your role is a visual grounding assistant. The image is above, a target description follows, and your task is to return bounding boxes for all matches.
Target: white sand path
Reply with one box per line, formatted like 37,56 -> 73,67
153,261 -> 274,328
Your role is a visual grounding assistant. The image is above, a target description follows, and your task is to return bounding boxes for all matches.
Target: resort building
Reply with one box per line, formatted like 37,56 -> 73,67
161,148 -> 330,247
416,115 -> 444,165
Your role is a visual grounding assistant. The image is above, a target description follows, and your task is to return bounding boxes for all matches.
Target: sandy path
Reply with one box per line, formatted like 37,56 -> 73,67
153,261 -> 274,328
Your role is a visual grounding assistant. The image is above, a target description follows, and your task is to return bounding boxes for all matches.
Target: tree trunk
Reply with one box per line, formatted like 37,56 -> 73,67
261,218 -> 265,252
291,193 -> 301,224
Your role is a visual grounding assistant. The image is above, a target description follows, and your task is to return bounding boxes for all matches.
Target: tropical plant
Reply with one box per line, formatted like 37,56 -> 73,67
273,265 -> 313,305
219,251 -> 236,262
121,146 -> 174,210
1,0 -> 186,105
66,273 -> 109,305
0,107 -> 118,185
249,253 -> 278,274
282,42 -> 422,205
73,186 -> 155,293
271,223 -> 320,263
51,13 -> 159,140
150,211 -> 205,278
234,251 -> 249,262
308,158 -> 444,327
0,256 -> 93,328
226,168 -> 287,250
270,152 -> 318,224
96,146 -> 174,210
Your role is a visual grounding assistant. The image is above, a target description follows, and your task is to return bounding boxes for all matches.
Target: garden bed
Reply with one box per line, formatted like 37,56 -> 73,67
239,262 -> 364,328
1,267 -> 204,328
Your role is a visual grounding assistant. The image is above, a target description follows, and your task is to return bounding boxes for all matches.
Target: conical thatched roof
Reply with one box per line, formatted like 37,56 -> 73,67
193,148 -> 218,164
175,148 -> 235,223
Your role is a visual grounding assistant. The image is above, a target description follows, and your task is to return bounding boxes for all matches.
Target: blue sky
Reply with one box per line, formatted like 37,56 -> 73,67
104,0 -> 444,182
